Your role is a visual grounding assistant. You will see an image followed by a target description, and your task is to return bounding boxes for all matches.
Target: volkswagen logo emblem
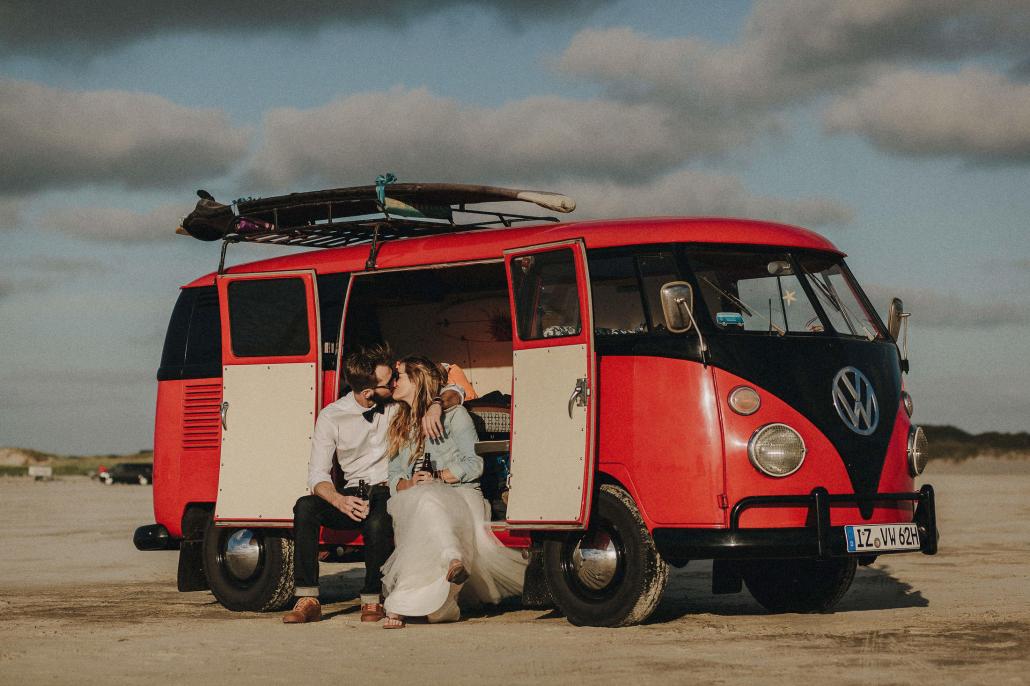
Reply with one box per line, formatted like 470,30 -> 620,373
832,367 -> 879,435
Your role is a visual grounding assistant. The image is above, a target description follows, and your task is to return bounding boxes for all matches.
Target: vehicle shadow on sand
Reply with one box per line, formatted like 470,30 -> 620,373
648,560 -> 929,623
314,559 -> 928,624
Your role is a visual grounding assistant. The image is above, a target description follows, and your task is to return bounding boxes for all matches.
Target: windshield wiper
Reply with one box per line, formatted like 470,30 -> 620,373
808,274 -> 875,341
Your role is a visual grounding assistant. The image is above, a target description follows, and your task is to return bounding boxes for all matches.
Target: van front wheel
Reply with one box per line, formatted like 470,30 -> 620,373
542,485 -> 668,627
202,519 -> 295,612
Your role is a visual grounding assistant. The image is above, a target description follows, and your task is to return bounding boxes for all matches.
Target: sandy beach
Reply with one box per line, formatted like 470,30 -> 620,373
1,459 -> 1028,685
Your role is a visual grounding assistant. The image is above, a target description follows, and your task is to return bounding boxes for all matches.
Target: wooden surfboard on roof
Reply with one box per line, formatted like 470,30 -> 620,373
177,182 -> 577,249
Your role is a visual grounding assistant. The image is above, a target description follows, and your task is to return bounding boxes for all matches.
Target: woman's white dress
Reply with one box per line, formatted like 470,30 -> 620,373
381,481 -> 526,620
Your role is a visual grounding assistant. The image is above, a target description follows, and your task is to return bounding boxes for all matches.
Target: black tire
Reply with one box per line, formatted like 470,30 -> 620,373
741,557 -> 857,613
202,518 -> 295,612
543,484 -> 669,627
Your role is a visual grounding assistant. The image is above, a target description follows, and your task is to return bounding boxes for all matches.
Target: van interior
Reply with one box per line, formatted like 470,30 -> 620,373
341,261 -> 514,519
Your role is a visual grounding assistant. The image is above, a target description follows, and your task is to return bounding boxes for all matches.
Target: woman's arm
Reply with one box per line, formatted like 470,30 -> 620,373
388,452 -> 409,494
439,407 -> 483,483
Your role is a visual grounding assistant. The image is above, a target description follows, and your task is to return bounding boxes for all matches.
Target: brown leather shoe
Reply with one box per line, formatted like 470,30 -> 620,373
282,597 -> 321,624
360,601 -> 385,623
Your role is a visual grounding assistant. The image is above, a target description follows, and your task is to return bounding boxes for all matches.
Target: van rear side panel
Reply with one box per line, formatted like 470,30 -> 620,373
153,379 -> 221,536
153,286 -> 223,536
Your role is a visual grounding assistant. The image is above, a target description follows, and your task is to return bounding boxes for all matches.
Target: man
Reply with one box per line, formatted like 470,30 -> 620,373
283,344 -> 462,624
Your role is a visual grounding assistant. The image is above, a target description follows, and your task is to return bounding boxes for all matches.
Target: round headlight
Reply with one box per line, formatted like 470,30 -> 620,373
908,425 -> 928,476
901,391 -> 914,417
728,386 -> 761,416
747,424 -> 806,477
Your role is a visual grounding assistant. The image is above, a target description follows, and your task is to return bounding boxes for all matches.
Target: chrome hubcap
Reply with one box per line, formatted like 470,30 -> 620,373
223,529 -> 261,581
570,530 -> 619,591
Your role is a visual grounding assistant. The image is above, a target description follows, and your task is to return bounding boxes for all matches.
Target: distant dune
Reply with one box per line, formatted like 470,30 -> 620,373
0,448 -> 153,476
923,425 -> 1030,461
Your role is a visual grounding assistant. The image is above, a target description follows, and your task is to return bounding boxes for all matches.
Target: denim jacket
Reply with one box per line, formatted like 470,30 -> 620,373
388,405 -> 483,494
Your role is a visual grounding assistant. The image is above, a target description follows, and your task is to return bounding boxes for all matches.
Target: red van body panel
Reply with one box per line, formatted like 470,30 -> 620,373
714,368 -> 913,529
153,379 -> 222,537
596,356 -> 725,529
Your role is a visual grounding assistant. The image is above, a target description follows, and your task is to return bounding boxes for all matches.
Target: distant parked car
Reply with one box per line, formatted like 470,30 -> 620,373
100,463 -> 153,485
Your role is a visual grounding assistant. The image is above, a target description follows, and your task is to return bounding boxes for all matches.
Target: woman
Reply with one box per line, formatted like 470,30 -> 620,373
381,356 -> 526,628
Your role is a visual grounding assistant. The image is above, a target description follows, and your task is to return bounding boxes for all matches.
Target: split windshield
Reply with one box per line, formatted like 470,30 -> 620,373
686,249 -> 883,339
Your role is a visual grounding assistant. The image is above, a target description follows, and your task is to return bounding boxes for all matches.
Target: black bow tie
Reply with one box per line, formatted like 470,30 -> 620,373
362,404 -> 385,423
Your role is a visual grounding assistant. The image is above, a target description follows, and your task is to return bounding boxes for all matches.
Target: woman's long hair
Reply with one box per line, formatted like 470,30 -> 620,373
387,355 -> 445,463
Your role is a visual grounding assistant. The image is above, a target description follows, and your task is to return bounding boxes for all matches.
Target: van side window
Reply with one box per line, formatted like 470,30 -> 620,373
227,278 -> 310,357
589,253 -> 647,335
587,250 -> 679,336
510,249 -> 581,340
636,252 -> 679,332
185,288 -> 222,371
157,286 -> 222,380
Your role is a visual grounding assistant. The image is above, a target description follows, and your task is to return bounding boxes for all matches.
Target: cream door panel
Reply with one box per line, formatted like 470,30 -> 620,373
506,344 -> 589,523
216,362 -> 316,522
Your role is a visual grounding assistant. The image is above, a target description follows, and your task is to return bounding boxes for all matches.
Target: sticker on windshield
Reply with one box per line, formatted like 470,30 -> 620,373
717,312 -> 745,326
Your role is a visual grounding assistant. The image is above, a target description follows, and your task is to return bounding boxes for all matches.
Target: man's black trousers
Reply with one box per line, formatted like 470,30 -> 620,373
292,485 -> 392,597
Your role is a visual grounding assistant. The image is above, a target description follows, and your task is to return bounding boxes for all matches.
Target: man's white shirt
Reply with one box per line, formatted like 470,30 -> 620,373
307,393 -> 397,491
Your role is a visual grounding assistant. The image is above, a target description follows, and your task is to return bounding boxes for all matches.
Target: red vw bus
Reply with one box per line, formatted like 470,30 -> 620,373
135,183 -> 937,627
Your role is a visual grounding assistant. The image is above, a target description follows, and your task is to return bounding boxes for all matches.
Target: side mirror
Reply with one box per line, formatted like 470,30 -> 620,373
887,297 -> 905,340
660,281 -> 695,333
887,296 -> 911,373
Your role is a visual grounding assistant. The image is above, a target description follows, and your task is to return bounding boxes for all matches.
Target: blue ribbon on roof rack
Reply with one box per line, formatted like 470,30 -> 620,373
375,172 -> 397,205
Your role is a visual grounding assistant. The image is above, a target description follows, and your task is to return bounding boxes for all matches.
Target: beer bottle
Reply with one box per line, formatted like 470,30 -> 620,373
357,479 -> 370,501
419,453 -> 434,479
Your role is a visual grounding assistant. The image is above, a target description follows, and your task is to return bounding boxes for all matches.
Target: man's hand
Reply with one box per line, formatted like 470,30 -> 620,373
335,494 -> 369,521
422,402 -> 444,439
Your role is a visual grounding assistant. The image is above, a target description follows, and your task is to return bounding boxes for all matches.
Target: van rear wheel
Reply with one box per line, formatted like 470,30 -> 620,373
741,557 -> 857,613
202,519 -> 295,612
542,484 -> 668,627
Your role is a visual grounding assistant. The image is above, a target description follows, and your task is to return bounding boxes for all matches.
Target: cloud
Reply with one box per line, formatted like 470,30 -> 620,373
559,170 -> 853,227
555,2 -> 1030,119
741,0 -> 1030,76
0,254 -> 106,302
39,204 -> 186,242
0,78 -> 250,194
864,284 -> 1030,329
823,68 -> 1030,164
0,196 -> 25,230
0,0 -> 615,58
245,86 -> 759,190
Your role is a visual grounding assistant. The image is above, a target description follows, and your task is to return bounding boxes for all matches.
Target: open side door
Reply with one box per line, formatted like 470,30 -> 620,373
504,240 -> 596,530
215,270 -> 320,525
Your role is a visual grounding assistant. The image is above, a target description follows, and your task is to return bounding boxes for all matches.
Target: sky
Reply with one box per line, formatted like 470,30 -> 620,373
1,0 -> 1029,454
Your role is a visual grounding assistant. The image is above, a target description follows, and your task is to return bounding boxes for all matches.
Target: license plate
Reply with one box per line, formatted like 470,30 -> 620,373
844,523 -> 920,553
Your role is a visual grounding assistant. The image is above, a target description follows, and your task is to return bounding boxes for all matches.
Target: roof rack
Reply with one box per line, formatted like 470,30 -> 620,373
177,182 -> 576,271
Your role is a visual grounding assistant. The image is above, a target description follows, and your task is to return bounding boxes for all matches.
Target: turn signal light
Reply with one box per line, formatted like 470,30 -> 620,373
728,386 -> 761,416
901,391 -> 914,417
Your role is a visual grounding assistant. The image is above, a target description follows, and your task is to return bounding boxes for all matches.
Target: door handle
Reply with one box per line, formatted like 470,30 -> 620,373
567,377 -> 588,418
221,401 -> 229,431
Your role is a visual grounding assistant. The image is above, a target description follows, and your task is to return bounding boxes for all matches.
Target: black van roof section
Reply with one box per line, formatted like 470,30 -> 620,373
178,183 -> 576,251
